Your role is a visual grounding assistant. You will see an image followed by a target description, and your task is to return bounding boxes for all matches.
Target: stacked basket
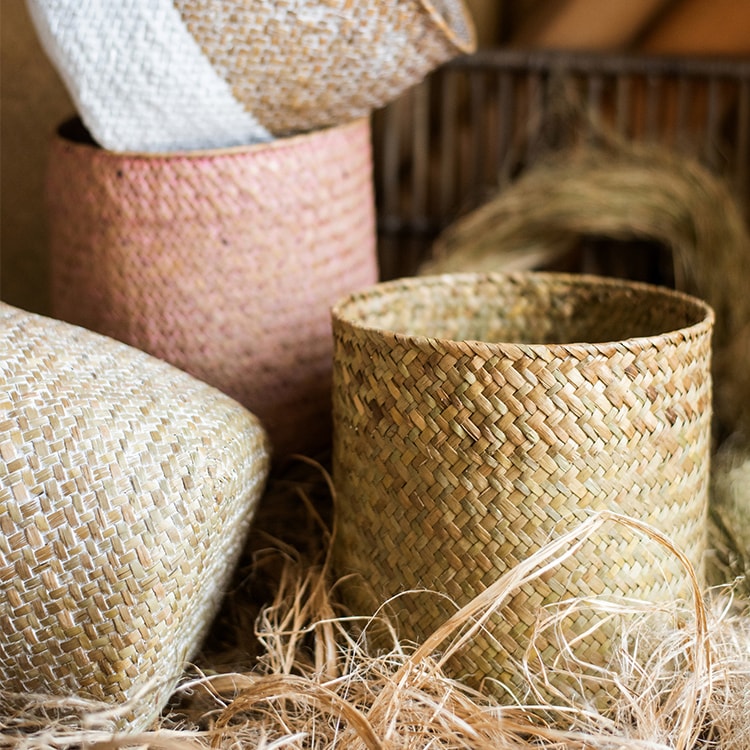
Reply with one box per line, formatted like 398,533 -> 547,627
7,0 -> 476,731
44,116 -> 378,458
29,0 -> 477,459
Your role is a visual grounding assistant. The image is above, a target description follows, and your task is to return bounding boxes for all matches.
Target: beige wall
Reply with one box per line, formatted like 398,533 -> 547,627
1,0 -> 73,315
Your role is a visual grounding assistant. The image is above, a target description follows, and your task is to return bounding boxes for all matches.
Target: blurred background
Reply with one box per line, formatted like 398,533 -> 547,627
2,0 -> 749,315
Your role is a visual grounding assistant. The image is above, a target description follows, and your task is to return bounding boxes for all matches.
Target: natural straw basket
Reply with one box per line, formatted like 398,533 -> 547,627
46,117 -> 378,459
27,0 -> 476,152
0,303 -> 270,730
332,272 -> 714,699
174,0 -> 477,137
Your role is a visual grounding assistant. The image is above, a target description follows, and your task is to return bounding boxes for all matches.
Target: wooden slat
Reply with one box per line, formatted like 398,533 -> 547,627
380,99 -> 402,232
736,79 -> 750,203
439,71 -> 459,221
495,72 -> 515,188
615,74 -> 632,137
410,80 -> 430,230
469,70 -> 486,196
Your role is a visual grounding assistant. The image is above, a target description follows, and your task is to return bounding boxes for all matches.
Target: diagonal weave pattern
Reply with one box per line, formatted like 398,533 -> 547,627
26,0 -> 474,152
46,117 -> 378,460
332,272 -> 713,698
0,303 -> 270,730
175,0 -> 476,137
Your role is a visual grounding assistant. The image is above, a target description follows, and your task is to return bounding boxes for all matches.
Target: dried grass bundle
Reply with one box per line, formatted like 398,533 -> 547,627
2,463 -> 748,749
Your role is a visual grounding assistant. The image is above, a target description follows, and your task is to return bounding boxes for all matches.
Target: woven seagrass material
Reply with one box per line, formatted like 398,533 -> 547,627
175,0 -> 476,137
46,117 -> 378,460
0,303 -> 270,731
25,0 -> 273,153
26,0 -> 475,152
332,272 -> 713,699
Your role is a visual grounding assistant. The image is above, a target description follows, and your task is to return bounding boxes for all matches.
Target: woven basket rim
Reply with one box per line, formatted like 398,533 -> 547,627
418,0 -> 477,54
52,116 -> 369,160
331,271 -> 715,354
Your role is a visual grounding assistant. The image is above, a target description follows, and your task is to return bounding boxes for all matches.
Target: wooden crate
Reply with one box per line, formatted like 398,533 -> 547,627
373,48 -> 750,281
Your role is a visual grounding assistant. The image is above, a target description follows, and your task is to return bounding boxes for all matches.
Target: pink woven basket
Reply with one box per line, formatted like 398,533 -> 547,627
45,117 -> 378,459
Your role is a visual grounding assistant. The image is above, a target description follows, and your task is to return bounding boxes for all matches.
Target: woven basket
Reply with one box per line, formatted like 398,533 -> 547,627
27,0 -> 475,152
46,117 -> 378,460
0,302 -> 270,730
332,272 -> 713,699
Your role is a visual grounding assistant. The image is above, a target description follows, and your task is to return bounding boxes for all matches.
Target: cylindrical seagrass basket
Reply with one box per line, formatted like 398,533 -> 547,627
46,117 -> 379,459
332,272 -> 714,699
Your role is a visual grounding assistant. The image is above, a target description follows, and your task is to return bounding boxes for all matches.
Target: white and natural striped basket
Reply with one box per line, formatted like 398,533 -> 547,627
26,0 -> 475,152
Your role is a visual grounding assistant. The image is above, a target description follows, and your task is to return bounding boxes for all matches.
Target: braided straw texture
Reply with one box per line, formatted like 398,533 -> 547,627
175,0 -> 476,137
332,272 -> 713,699
25,0 -> 274,153
46,117 -> 378,460
26,0 -> 475,152
0,303 -> 270,731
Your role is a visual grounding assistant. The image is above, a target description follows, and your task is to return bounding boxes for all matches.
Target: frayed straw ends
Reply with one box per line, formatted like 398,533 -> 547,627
2,467 -> 748,749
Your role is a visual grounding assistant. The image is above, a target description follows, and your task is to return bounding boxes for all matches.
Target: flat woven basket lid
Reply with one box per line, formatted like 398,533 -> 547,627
0,302 -> 270,730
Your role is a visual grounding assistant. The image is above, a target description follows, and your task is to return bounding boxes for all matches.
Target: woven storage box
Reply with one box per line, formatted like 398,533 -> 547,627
0,303 -> 270,730
27,0 -> 475,152
332,272 -> 713,698
46,117 -> 378,460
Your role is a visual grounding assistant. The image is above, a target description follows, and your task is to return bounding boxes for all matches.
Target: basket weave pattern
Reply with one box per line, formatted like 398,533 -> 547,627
175,0 -> 476,136
27,0 -> 474,152
0,303 -> 270,730
46,117 -> 378,459
332,273 -> 713,695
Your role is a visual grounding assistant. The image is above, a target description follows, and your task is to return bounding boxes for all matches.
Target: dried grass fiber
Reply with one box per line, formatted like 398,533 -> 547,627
1,462 -> 748,749
425,144 -> 750,436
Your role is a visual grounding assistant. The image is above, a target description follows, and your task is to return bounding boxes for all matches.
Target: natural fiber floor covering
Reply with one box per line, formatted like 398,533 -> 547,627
1,457 -> 749,749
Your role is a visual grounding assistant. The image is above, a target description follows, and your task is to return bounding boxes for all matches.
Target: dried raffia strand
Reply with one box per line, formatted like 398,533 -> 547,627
210,675 -> 385,750
426,144 -> 750,433
188,494 -> 747,749
1,462 -> 749,747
